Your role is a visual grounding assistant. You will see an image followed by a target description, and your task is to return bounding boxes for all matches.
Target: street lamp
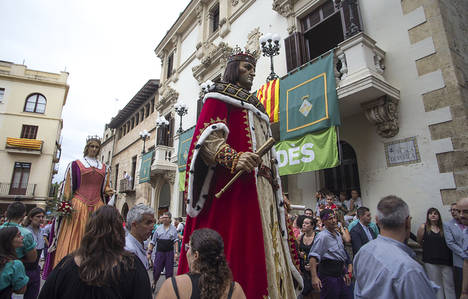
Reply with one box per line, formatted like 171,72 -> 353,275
259,33 -> 281,82
156,116 -> 169,128
174,103 -> 188,134
139,130 -> 150,154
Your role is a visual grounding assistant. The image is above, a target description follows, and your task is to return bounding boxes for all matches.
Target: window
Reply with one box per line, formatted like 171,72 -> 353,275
114,164 -> 119,191
24,93 -> 46,113
20,125 -> 38,139
210,3 -> 220,34
0,88 -> 4,102
167,53 -> 174,79
284,0 -> 362,72
135,113 -> 139,126
131,156 -> 137,190
9,162 -> 31,195
145,104 -> 150,118
157,114 -> 174,147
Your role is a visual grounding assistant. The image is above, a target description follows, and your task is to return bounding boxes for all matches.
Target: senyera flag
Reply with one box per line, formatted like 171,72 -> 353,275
257,79 -> 279,123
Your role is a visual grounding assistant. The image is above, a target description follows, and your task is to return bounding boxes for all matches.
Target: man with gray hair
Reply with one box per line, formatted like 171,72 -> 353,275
124,204 -> 155,270
353,195 -> 438,298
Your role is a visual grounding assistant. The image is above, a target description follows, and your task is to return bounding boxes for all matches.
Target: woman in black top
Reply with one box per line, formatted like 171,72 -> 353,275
417,207 -> 456,299
38,206 -> 152,299
157,228 -> 245,299
298,216 -> 319,299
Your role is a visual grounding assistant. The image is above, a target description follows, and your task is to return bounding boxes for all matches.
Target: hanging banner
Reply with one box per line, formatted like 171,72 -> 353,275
275,127 -> 339,176
177,126 -> 195,172
139,150 -> 154,183
257,79 -> 280,123
279,52 -> 340,140
179,171 -> 186,191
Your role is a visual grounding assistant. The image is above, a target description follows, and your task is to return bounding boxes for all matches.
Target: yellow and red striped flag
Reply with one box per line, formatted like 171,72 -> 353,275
257,79 -> 279,123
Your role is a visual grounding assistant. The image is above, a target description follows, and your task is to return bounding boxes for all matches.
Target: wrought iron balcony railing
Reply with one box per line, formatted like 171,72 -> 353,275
0,183 -> 37,197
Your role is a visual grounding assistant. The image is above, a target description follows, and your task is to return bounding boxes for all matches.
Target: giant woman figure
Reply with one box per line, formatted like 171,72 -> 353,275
43,136 -> 114,275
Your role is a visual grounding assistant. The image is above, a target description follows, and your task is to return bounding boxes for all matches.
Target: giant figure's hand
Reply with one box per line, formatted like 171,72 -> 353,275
235,152 -> 261,173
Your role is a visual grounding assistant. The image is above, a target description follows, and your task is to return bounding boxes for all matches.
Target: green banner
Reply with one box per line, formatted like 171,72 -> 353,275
275,127 -> 339,176
178,127 -> 195,172
179,171 -> 186,191
139,150 -> 154,183
280,52 -> 340,140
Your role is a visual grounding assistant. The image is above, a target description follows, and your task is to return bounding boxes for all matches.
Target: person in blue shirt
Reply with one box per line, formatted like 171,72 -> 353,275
0,226 -> 29,297
0,202 -> 37,299
354,195 -> 438,299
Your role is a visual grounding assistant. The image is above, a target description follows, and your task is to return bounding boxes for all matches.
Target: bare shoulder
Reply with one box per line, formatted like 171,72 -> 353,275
156,275 -> 192,299
231,282 -> 246,299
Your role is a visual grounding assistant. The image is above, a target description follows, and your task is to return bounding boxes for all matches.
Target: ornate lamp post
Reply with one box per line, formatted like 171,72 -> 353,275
174,103 -> 188,134
259,33 -> 281,82
139,130 -> 150,154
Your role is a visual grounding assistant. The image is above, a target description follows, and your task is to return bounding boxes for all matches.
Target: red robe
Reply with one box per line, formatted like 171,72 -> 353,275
178,95 -> 269,297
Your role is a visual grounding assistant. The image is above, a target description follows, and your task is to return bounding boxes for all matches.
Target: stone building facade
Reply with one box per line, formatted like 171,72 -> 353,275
101,80 -> 180,219
150,0 -> 467,227
0,61 -> 69,210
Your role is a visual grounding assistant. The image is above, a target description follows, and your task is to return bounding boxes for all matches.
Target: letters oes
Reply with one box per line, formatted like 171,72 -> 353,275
277,143 -> 315,168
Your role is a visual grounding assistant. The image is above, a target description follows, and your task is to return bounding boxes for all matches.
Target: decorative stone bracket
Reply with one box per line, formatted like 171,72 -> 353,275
192,42 -> 233,83
156,85 -> 179,111
272,0 -> 298,17
362,96 -> 399,138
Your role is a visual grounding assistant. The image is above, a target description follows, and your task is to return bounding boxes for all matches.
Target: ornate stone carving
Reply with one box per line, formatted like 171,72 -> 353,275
163,172 -> 176,185
156,85 -> 179,111
232,0 -> 239,6
195,5 -> 203,24
373,50 -> 385,74
287,24 -> 296,35
192,42 -> 233,83
362,96 -> 399,138
245,28 -> 262,60
272,0 -> 297,18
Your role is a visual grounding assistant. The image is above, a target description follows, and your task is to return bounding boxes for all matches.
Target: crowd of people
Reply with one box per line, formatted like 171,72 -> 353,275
289,189 -> 468,299
1,193 -> 468,299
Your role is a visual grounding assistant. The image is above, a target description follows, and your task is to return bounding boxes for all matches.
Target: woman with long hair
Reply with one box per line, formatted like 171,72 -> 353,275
157,228 -> 245,299
0,227 -> 29,298
38,205 -> 151,299
298,216 -> 319,299
417,207 -> 455,299
23,207 -> 45,299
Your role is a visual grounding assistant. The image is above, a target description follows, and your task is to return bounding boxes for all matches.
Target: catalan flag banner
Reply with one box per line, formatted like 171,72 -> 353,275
256,79 -> 280,123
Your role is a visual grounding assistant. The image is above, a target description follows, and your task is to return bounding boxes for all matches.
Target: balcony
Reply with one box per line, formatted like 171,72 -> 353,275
335,32 -> 400,137
5,137 -> 43,154
119,178 -> 135,194
151,145 -> 177,176
0,183 -> 37,198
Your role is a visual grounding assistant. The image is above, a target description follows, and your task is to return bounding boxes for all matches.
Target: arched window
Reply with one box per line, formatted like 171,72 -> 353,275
24,93 -> 46,113
324,141 -> 361,195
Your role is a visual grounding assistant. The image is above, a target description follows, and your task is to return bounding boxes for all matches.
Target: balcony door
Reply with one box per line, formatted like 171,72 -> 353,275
10,162 -> 31,195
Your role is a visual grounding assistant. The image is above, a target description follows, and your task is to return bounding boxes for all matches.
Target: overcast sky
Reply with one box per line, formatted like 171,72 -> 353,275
0,0 -> 190,182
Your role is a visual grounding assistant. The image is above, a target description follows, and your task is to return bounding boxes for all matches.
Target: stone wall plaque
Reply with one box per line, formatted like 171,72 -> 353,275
384,137 -> 421,167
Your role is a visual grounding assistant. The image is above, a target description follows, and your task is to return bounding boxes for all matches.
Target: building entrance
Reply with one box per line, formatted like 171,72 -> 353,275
324,141 -> 360,195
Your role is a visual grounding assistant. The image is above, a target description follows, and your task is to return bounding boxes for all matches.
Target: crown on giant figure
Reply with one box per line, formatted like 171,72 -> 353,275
86,135 -> 101,144
227,46 -> 257,65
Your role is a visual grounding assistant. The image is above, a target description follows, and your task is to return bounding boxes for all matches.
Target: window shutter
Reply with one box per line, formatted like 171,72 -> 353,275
284,32 -> 307,72
169,117 -> 175,147
339,0 -> 362,38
